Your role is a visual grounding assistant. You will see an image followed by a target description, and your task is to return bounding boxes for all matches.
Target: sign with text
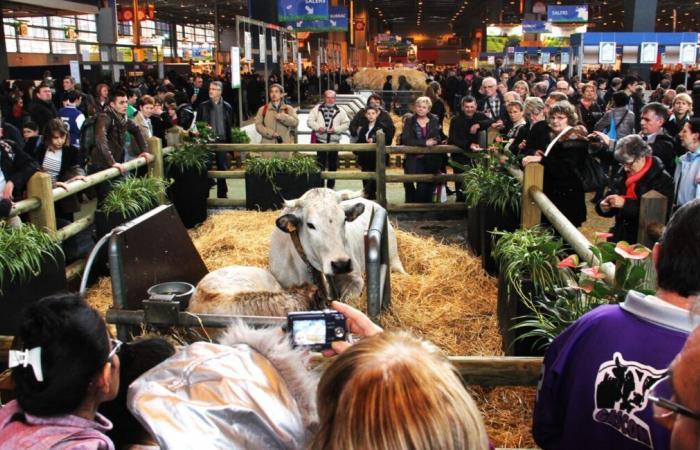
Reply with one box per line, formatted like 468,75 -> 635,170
231,47 -> 241,88
272,36 -> 278,63
548,5 -> 588,23
278,0 -> 329,22
599,41 -> 616,64
287,6 -> 347,32
640,42 -> 658,64
522,21 -> 550,33
244,31 -> 252,61
259,33 -> 266,63
680,42 -> 697,65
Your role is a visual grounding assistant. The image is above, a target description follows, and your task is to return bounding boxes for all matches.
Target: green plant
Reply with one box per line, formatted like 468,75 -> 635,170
165,142 -> 211,174
101,177 -> 168,217
231,128 -> 251,144
492,226 -> 565,300
513,238 -> 655,350
246,155 -> 320,180
192,121 -> 218,143
0,224 -> 62,289
462,163 -> 521,214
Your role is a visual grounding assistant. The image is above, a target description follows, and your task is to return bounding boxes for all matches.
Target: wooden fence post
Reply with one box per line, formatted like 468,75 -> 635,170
148,136 -> 166,205
637,190 -> 668,247
375,130 -> 387,208
26,172 -> 57,237
521,163 -> 544,229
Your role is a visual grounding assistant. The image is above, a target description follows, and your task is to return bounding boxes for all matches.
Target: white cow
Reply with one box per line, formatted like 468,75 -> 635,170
269,188 -> 405,300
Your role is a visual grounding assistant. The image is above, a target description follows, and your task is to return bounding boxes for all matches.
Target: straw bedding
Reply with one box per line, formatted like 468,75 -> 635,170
85,210 -> 535,448
350,67 -> 428,91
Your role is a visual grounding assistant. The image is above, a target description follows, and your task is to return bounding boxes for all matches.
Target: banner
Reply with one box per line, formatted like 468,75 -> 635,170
548,5 -> 588,23
282,37 -> 288,63
541,52 -> 550,64
259,33 -> 266,63
680,42 -> 697,65
288,6 -> 347,32
599,42 -> 616,64
69,60 -> 81,85
513,52 -> 524,64
244,31 -> 252,61
272,36 -> 278,63
278,0 -> 329,22
640,42 -> 658,64
522,21 -> 550,33
231,47 -> 241,88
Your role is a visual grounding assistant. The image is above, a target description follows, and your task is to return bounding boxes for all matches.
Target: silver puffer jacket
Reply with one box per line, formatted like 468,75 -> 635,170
127,323 -> 319,450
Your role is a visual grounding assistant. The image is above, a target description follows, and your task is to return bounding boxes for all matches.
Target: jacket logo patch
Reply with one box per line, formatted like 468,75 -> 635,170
593,352 -> 665,449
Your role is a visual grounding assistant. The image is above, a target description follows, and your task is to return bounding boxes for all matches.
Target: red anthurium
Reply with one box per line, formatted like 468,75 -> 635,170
558,254 -> 579,268
595,232 -> 614,242
579,279 -> 595,294
581,266 -> 606,280
614,241 -> 651,260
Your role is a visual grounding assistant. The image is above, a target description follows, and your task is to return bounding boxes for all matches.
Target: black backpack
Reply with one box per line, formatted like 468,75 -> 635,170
79,115 -> 99,164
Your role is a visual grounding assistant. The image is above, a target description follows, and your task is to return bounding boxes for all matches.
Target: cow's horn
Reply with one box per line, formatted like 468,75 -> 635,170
283,198 -> 302,208
335,190 -> 363,202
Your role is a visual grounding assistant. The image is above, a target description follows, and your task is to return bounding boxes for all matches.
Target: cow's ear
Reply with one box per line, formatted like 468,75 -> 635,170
343,203 -> 365,222
276,214 -> 301,233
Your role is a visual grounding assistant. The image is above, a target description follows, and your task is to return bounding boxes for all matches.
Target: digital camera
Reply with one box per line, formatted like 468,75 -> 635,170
287,310 -> 347,351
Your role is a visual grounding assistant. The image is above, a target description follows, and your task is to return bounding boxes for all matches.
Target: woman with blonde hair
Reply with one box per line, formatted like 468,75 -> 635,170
665,92 -> 693,138
513,80 -> 530,101
312,328 -> 489,450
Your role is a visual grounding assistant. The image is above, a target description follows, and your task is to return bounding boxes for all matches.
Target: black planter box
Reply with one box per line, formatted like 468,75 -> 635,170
245,172 -> 323,211
0,250 -> 66,335
497,274 -> 546,357
167,168 -> 210,228
466,202 -> 483,256
481,203 -> 520,276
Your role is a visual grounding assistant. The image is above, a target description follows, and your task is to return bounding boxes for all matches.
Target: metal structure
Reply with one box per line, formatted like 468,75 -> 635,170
365,205 -> 392,321
234,15 -> 300,126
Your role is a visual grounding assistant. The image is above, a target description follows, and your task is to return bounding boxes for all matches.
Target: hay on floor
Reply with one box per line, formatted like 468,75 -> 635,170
84,210 -> 533,447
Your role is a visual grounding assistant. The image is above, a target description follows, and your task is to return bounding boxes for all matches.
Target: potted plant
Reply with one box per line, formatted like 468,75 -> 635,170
165,141 -> 212,228
492,226 -> 564,355
513,238 -> 655,352
0,223 -> 65,334
245,155 -> 323,210
462,151 -> 521,275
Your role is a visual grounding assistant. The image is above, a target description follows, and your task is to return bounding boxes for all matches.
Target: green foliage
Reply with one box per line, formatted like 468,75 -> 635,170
512,238 -> 655,350
246,155 -> 320,179
492,226 -> 565,300
463,163 -> 521,214
193,122 -> 218,143
165,142 -> 211,174
0,224 -> 62,289
231,128 -> 251,144
101,177 -> 168,217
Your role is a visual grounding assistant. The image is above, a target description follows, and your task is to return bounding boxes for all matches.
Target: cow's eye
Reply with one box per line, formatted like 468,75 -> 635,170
307,222 -> 316,230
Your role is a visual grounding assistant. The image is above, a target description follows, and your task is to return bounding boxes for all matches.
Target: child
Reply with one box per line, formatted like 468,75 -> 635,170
356,106 -> 385,199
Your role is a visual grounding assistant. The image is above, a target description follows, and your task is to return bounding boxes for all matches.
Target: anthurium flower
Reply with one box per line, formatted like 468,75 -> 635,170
595,232 -> 614,241
581,266 -> 605,280
579,279 -> 595,294
558,254 -> 579,268
614,241 -> 651,260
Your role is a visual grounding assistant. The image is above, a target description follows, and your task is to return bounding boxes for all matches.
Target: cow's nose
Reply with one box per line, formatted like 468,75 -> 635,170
331,258 -> 352,274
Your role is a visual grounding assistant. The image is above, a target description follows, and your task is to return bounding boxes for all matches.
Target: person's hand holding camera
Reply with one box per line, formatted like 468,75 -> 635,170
323,301 -> 383,356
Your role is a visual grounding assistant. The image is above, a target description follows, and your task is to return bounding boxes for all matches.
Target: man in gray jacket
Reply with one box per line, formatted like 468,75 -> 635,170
307,90 -> 349,189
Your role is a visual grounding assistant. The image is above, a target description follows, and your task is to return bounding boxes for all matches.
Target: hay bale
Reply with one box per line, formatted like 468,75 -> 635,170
84,210 -> 534,447
351,68 -> 428,91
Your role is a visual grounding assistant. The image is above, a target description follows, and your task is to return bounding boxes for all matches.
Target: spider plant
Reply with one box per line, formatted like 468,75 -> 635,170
492,226 -> 566,300
164,142 -> 211,175
231,128 -> 251,144
246,155 -> 320,182
463,163 -> 521,215
101,177 -> 169,218
0,223 -> 62,289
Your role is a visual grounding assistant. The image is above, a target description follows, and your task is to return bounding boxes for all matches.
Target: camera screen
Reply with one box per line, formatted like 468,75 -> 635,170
292,319 -> 326,346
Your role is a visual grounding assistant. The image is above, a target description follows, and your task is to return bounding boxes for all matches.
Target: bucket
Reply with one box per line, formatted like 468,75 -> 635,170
147,281 -> 195,310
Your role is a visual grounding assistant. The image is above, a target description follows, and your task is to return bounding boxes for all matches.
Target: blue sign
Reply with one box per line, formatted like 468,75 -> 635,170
522,20 -> 550,33
287,6 -> 347,32
548,5 -> 588,23
278,0 -> 329,22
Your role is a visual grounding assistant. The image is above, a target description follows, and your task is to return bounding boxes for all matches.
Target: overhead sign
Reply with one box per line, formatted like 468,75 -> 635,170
522,21 -> 550,33
278,0 -> 330,22
548,5 -> 588,23
231,47 -> 240,89
286,6 -> 348,32
640,42 -> 658,64
680,42 -> 697,64
599,41 -> 616,64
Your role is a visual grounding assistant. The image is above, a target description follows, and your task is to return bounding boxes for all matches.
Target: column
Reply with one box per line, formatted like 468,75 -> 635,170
623,0 -> 658,81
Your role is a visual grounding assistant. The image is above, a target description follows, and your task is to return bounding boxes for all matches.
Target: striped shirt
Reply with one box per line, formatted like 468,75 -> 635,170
42,149 -> 62,183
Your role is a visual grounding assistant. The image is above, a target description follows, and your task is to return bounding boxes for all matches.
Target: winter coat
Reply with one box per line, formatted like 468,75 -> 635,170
254,102 -> 299,145
128,323 -> 318,450
349,107 -> 395,145
197,99 -> 235,143
91,107 -> 147,170
541,126 -> 589,228
0,139 -> 38,199
307,104 -> 350,144
595,156 -> 674,243
400,113 -> 443,174
594,107 -> 635,139
447,111 -> 493,165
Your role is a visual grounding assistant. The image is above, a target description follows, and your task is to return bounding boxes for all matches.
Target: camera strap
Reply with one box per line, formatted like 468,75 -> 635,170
289,230 -> 338,302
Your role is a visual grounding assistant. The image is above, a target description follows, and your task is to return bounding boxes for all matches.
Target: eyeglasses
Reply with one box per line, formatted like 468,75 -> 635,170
648,375 -> 700,422
106,338 -> 123,362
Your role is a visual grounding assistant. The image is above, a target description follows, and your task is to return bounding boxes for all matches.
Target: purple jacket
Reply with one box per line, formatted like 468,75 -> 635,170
0,400 -> 114,450
533,291 -> 698,450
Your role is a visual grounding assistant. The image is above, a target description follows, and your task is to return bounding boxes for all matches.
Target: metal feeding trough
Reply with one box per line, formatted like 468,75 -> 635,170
147,281 -> 195,310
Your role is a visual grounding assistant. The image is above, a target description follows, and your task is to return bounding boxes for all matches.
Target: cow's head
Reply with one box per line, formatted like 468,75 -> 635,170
276,188 -> 365,276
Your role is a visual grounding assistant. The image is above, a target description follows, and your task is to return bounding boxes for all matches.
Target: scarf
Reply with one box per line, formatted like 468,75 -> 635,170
624,156 -> 653,200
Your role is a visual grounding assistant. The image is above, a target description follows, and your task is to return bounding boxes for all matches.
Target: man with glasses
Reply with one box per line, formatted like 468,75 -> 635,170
533,199 -> 700,450
477,77 -> 507,132
651,324 -> 700,450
